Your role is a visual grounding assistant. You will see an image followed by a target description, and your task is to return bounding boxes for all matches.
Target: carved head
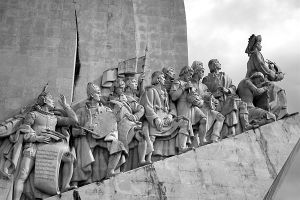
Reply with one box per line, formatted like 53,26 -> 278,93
208,59 -> 221,73
179,66 -> 194,81
250,72 -> 265,86
37,92 -> 54,108
112,78 -> 125,96
37,84 -> 55,108
191,61 -> 204,80
87,82 -> 101,101
162,67 -> 176,80
245,34 -> 262,55
151,71 -> 165,86
125,77 -> 138,90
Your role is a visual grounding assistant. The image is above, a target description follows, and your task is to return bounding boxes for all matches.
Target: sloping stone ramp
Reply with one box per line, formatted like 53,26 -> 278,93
47,114 -> 300,200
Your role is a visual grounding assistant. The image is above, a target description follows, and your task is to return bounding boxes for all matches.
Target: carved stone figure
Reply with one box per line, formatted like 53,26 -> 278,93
71,83 -> 127,186
110,78 -> 152,166
202,59 -> 252,137
162,67 -> 176,93
191,61 -> 225,144
245,34 -> 288,119
169,66 -> 207,146
140,71 -> 192,155
237,72 -> 276,126
13,90 -> 78,200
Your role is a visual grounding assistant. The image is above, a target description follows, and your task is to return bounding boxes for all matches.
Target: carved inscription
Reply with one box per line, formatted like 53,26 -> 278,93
34,144 -> 62,195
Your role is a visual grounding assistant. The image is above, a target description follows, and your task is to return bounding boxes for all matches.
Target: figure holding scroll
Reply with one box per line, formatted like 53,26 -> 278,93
13,88 -> 78,200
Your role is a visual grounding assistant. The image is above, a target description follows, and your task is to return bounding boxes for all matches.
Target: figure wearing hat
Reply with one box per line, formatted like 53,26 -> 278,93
71,82 -> 127,185
237,72 -> 276,126
13,86 -> 78,200
245,34 -> 289,119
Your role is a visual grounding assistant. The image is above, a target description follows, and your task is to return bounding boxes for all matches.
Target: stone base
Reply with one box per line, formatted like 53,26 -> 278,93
45,114 -> 300,200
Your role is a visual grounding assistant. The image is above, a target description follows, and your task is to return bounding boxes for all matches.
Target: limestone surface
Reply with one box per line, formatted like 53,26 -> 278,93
46,114 -> 300,200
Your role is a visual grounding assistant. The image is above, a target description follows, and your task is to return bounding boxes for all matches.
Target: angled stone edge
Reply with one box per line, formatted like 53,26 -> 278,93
46,114 -> 300,200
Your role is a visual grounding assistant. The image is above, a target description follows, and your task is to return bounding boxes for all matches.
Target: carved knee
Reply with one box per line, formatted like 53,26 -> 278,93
200,117 -> 207,124
216,113 -> 225,121
62,152 -> 74,163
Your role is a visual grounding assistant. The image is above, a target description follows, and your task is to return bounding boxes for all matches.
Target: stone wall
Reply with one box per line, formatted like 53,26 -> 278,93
47,114 -> 300,200
0,0 -> 77,121
0,0 -> 188,114
72,0 -> 137,102
133,0 -> 188,85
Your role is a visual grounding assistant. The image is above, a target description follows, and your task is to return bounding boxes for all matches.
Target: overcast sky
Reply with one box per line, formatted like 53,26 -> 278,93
184,0 -> 300,199
184,0 -> 300,113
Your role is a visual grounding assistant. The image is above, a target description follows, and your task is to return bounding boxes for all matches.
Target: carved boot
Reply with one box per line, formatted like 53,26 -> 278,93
199,118 -> 208,146
106,153 -> 121,179
178,133 -> 193,154
239,113 -> 256,132
210,119 -> 223,143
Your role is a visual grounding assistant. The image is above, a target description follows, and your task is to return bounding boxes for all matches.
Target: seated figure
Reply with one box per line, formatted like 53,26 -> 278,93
202,59 -> 253,137
110,78 -> 152,167
191,61 -> 225,144
245,34 -> 288,119
71,83 -> 127,186
237,72 -> 276,126
140,71 -> 192,157
13,89 -> 78,200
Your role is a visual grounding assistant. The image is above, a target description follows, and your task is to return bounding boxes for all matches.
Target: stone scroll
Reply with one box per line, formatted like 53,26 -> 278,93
34,142 -> 68,195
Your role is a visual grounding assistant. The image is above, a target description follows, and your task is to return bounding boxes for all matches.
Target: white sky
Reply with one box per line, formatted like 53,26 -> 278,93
184,0 -> 300,113
184,0 -> 300,198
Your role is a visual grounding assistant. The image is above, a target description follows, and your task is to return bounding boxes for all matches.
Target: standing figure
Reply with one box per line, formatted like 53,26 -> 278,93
237,72 -> 276,126
71,83 -> 127,186
191,61 -> 225,144
111,78 -> 152,166
169,66 -> 206,147
140,71 -> 192,155
13,91 -> 78,200
162,66 -> 176,93
202,59 -> 252,137
245,34 -> 288,119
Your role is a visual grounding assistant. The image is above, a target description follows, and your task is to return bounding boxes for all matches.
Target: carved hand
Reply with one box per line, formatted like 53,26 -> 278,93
139,72 -> 145,81
185,82 -> 193,90
221,87 -> 229,94
58,94 -> 69,109
275,72 -> 284,81
164,114 -> 173,125
125,113 -> 137,122
257,87 -> 268,95
36,135 -> 51,143
154,118 -> 163,131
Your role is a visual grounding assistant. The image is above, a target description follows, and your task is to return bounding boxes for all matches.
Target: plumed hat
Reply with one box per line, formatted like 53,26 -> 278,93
245,34 -> 262,55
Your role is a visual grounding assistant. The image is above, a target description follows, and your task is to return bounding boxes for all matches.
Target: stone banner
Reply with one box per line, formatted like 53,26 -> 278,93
34,143 -> 67,195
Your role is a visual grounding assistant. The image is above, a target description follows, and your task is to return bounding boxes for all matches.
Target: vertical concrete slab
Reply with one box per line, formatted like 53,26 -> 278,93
72,0 -> 136,102
133,0 -> 188,85
0,0 -> 76,121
